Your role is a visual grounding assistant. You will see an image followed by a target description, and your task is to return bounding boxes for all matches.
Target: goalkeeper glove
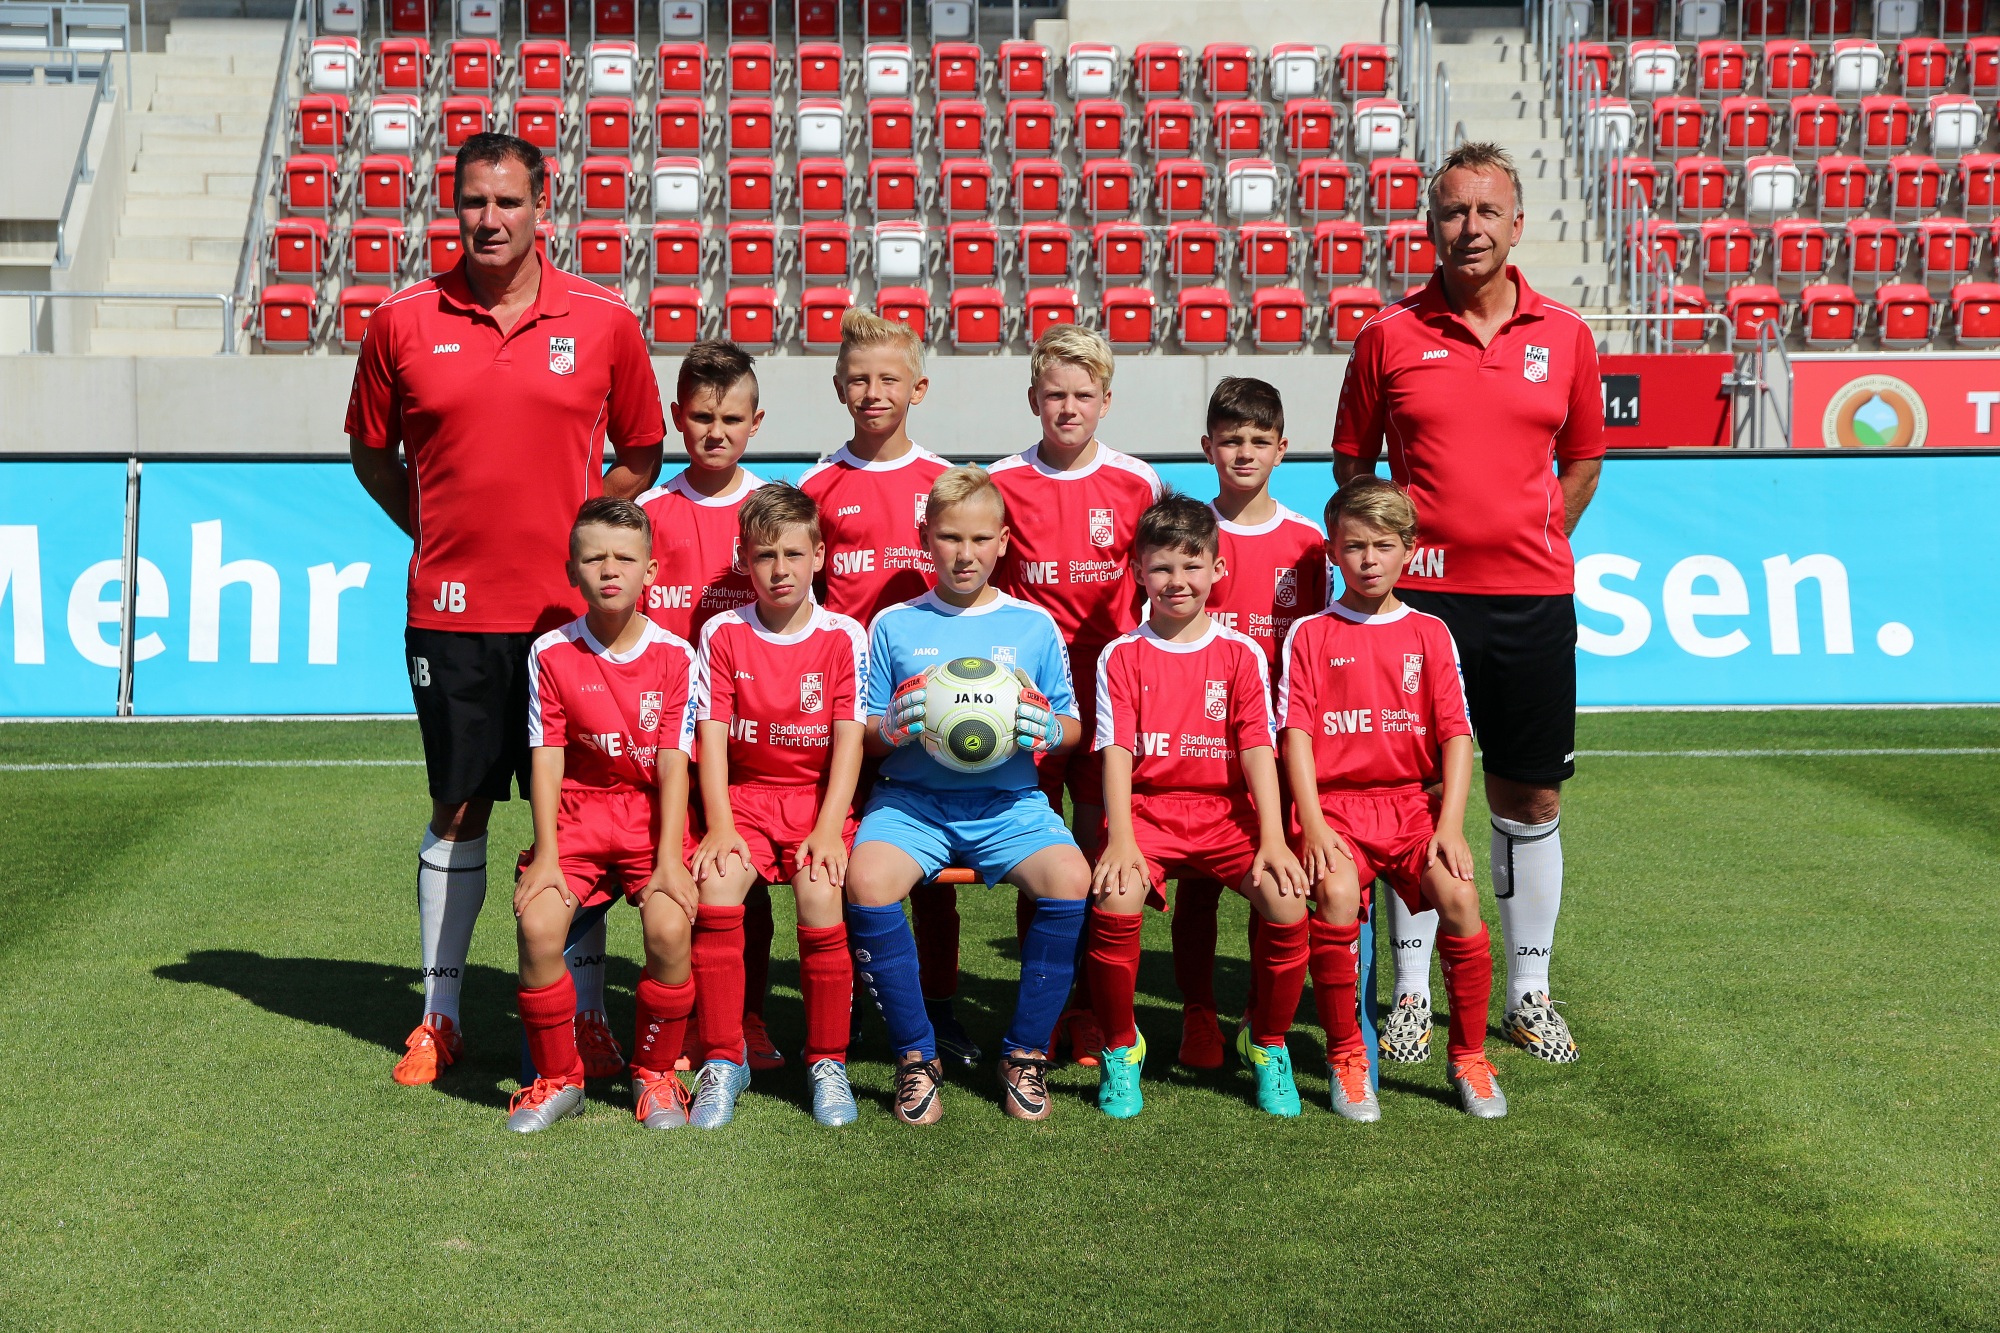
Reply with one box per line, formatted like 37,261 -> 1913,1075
881,673 -> 929,747
1012,668 -> 1059,756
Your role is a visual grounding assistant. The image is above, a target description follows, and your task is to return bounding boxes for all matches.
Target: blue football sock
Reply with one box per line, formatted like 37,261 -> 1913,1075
847,903 -> 935,1062
1005,896 -> 1087,1056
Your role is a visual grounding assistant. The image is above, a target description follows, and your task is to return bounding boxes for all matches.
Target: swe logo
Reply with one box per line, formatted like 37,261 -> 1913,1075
1273,567 -> 1298,608
638,691 -> 663,732
800,672 -> 825,713
549,336 -> 575,376
1088,507 -> 1115,548
1402,653 -> 1423,694
1524,344 -> 1549,383
1204,679 -> 1228,721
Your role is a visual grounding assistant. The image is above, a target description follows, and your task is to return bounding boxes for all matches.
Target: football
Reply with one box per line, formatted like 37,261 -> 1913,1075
921,656 -> 1021,773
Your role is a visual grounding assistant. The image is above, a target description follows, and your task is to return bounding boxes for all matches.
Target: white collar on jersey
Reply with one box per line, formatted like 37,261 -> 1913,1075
910,588 -> 1013,618
1015,440 -> 1118,480
573,616 -> 671,664
1324,599 -> 1412,626
828,442 -> 941,472
1209,501 -> 1308,537
659,466 -> 766,507
726,600 -> 828,646
1134,620 -> 1223,654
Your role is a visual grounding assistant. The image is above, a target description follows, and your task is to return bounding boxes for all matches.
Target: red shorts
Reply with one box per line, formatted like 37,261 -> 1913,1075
727,781 -> 858,885
1130,791 -> 1260,911
1306,787 -> 1440,914
514,788 -> 662,909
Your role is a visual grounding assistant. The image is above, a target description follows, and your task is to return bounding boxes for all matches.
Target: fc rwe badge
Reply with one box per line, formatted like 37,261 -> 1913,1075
638,690 -> 664,731
1273,567 -> 1298,608
549,336 -> 575,375
799,673 -> 825,714
1204,679 -> 1228,721
1401,653 -> 1423,694
1523,344 -> 1549,383
1088,507 -> 1115,547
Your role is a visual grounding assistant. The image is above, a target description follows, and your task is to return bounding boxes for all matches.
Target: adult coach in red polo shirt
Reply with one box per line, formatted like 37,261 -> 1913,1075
346,133 -> 666,1086
1332,142 -> 1603,1066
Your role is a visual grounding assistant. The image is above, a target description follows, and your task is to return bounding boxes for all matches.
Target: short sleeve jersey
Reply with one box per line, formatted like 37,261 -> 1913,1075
1277,602 -> 1473,793
1207,503 -> 1330,674
989,442 -> 1163,656
1330,268 -> 1605,597
637,468 -> 766,643
864,590 -> 1076,793
344,260 -> 667,633
694,603 -> 868,788
797,443 -> 952,621
527,616 -> 698,793
1092,622 -> 1275,794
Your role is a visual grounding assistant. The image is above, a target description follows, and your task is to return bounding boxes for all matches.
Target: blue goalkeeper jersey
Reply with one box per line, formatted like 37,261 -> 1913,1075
865,589 -> 1077,793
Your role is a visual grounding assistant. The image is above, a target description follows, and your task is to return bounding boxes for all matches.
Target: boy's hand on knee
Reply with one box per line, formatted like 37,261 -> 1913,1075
1254,840 -> 1309,900
693,824 -> 752,883
1427,829 -> 1476,884
1091,836 -> 1148,900
882,673 -> 930,747
514,852 -> 573,917
1297,821 -> 1352,886
1011,668 -> 1057,755
640,862 -> 699,922
796,827 -> 850,889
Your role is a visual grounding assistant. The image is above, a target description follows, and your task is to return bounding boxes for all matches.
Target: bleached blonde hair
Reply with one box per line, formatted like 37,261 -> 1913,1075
836,306 -> 924,378
1028,323 -> 1114,391
926,464 -> 1006,525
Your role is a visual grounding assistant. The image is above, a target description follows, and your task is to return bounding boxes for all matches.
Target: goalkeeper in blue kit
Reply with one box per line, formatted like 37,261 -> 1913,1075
845,465 -> 1093,1126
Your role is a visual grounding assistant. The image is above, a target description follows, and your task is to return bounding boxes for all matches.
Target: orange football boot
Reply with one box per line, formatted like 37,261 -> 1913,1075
392,1014 -> 461,1085
743,1012 -> 785,1071
1058,1009 -> 1103,1069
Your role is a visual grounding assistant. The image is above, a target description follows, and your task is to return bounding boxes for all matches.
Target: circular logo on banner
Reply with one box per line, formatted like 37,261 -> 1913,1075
1822,375 -> 1927,448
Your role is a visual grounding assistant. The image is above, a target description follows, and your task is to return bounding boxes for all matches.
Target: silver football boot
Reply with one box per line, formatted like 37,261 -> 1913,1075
1327,1053 -> 1382,1123
506,1079 -> 585,1133
807,1058 -> 859,1127
687,1058 -> 752,1129
1449,1057 -> 1509,1119
1505,990 -> 1579,1064
633,1068 -> 690,1129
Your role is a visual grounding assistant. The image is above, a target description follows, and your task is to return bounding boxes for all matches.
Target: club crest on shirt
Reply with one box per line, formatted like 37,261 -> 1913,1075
549,336 -> 575,376
1273,567 -> 1299,608
799,673 -> 825,714
1204,679 -> 1228,721
914,493 -> 929,528
1402,653 -> 1423,694
638,691 -> 664,731
1523,344 -> 1549,383
1088,507 -> 1115,547
991,645 -> 1017,667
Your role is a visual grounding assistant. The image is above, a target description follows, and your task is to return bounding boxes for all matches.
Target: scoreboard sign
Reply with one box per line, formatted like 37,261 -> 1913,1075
1597,354 -> 1734,448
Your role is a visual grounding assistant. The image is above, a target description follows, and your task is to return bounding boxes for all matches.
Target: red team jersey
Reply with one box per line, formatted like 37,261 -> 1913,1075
1330,269 -> 1605,597
694,603 -> 869,787
1278,602 -> 1472,792
344,262 -> 666,633
990,443 -> 1163,659
1207,503 -> 1329,672
528,617 -> 699,792
797,444 -> 952,621
1093,622 -> 1276,791
638,469 -> 767,643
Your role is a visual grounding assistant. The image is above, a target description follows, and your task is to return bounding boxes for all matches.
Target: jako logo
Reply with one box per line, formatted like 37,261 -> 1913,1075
432,343 -> 460,353
1576,551 -> 1913,659
1421,349 -> 1448,361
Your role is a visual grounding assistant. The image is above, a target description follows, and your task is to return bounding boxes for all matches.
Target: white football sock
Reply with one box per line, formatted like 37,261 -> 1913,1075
1388,895 -> 1439,1005
417,829 -> 488,1027
569,914 -> 608,1016
1491,815 -> 1563,1007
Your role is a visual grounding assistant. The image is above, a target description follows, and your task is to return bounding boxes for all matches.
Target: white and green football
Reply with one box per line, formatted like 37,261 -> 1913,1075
921,656 -> 1021,774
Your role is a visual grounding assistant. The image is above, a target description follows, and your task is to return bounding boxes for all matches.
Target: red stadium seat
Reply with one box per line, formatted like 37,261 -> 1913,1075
797,220 -> 853,281
595,0 -> 637,36
1815,155 -> 1874,218
358,154 -> 415,217
648,286 -> 704,350
1846,218 -> 1907,284
293,94 -> 350,152
376,38 -> 430,92
727,157 -> 779,219
1237,221 -> 1298,285
950,286 -> 1007,349
795,40 -> 845,95
943,221 -> 997,286
1565,42 -> 1613,93
337,285 -> 388,351
1326,286 -> 1383,349
800,286 -> 854,351
1383,219 -> 1436,289
863,0 -> 904,39
1959,153 -> 2000,221
727,41 -> 777,97
524,0 -> 568,37
725,286 -> 782,350
1798,282 -> 1860,345
1968,36 -> 2000,96
447,38 -> 499,95
1724,283 -> 1787,340
876,284 -> 931,341
258,284 -> 318,352
1091,221 -> 1150,283
1101,285 -> 1159,350
440,95 -> 492,149
1201,42 -> 1257,100
868,96 -> 918,156
282,154 -> 339,216
1176,286 -> 1235,350
1772,218 -> 1831,282
1608,0 -> 1658,36
1010,158 -> 1067,220
269,217 -> 329,281
1917,217 -> 1979,286
936,99 -> 992,157
573,220 -> 629,286
1673,156 -> 1734,219
1081,160 -> 1139,220
584,97 -> 632,154
1134,41 -> 1191,100
653,97 -> 705,153
1697,41 -> 1749,98
1005,99 -> 1059,157
1025,286 -> 1080,339
1607,156 -> 1662,211
1297,158 -> 1358,220
1886,154 -> 1943,219
1212,100 -> 1271,159
999,40 -> 1051,99
795,157 -> 850,219
345,218 -> 404,281
931,41 -> 982,96
1859,95 -> 1914,157
1874,281 -> 1935,346
728,97 -> 776,155
1720,96 -> 1774,156
1073,99 -> 1129,158
1016,222 -> 1078,285
940,158 -> 994,219
1789,96 -> 1848,159
1945,0 -> 1989,32
729,0 -> 771,34
517,40 -> 570,93
1313,219 -> 1370,286
1283,98 -> 1341,157
1741,0 -> 1790,36
1655,283 -> 1713,349
1950,281 -> 2000,346
386,0 -> 431,34
425,217 -> 463,273
795,0 -> 839,38
512,96 -> 562,151
655,41 -> 707,94
1764,39 -> 1817,95
1250,286 -> 1310,350
1366,158 -> 1423,222
1143,100 -> 1201,159
1653,96 -> 1711,158
724,220 -> 778,282
1896,37 -> 1953,97
577,156 -> 630,216
1166,219 -> 1224,285
1336,43 -> 1391,98
650,221 -> 704,284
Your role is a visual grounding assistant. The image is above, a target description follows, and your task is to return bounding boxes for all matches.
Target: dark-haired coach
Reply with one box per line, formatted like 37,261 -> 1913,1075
1331,142 -> 1603,1067
346,133 -> 666,1086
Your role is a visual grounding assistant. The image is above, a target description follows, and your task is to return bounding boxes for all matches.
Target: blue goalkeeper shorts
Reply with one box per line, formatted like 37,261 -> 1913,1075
855,781 -> 1077,888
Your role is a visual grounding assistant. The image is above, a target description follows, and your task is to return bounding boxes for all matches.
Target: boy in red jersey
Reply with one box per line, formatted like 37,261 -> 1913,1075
1171,376 -> 1330,1071
638,339 -> 787,1072
797,310 -> 975,1064
1088,495 -> 1311,1119
990,325 -> 1161,1063
687,484 -> 869,1129
509,498 -> 701,1134
1278,477 -> 1505,1122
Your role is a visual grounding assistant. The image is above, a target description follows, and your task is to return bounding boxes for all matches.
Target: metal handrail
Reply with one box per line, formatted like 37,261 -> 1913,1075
52,55 -> 115,269
231,0 -> 310,354
0,290 -> 236,354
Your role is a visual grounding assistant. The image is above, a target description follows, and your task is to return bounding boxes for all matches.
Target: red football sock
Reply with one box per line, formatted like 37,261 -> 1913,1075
1171,878 -> 1223,1010
1249,916 -> 1310,1047
692,904 -> 747,1064
518,974 -> 584,1085
1438,925 -> 1495,1065
631,974 -> 694,1074
742,884 -> 774,1019
1309,918 -> 1365,1060
1085,907 -> 1144,1050
913,885 -> 961,1001
797,923 -> 853,1063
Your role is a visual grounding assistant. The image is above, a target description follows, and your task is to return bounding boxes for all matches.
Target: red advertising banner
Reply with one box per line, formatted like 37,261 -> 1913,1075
1791,353 -> 2000,448
1598,354 -> 1734,448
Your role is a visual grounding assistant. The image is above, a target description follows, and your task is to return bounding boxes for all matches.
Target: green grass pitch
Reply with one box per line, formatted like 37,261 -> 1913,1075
2,710 -> 1996,1330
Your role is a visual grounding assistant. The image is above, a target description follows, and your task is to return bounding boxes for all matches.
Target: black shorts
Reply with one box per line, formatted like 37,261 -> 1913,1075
405,627 -> 536,804
1396,590 -> 1577,786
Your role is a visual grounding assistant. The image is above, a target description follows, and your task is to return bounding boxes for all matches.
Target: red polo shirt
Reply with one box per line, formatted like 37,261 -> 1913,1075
345,258 -> 666,633
1331,268 -> 1603,596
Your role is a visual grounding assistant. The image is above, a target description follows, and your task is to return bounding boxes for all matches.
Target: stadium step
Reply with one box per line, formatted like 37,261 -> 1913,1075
113,234 -> 244,264
88,328 -> 232,355
162,18 -> 286,58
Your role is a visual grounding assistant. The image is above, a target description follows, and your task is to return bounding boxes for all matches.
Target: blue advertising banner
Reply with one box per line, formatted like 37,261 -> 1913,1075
0,455 -> 1993,714
0,462 -> 130,717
